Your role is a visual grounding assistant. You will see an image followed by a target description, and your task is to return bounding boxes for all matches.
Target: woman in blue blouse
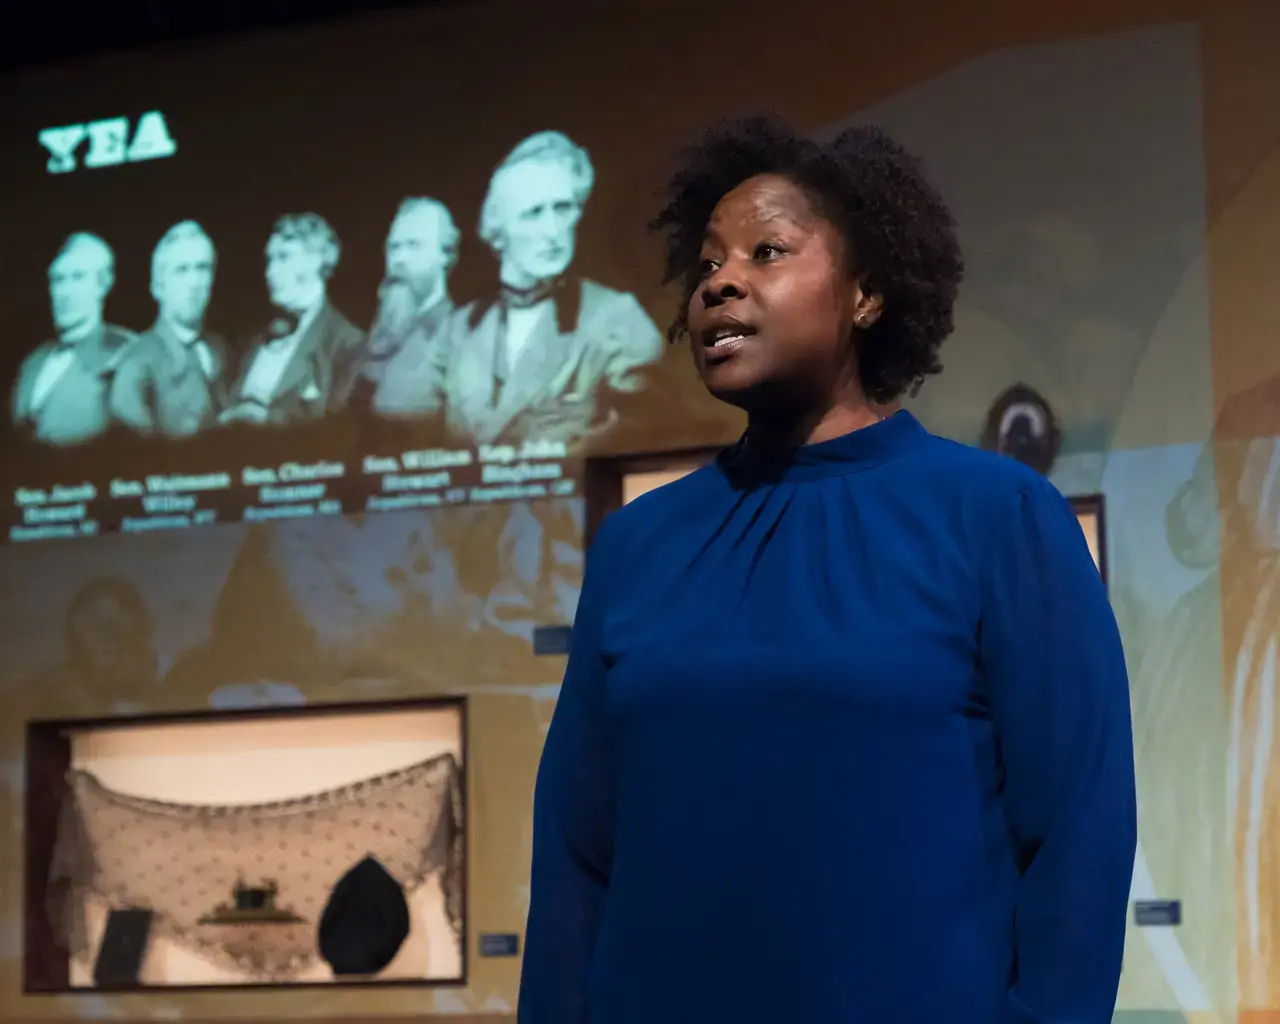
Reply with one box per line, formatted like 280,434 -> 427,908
519,115 -> 1137,1023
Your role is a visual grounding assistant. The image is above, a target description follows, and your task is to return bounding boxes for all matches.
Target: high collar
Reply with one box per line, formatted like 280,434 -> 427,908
723,410 -> 930,484
469,275 -> 582,335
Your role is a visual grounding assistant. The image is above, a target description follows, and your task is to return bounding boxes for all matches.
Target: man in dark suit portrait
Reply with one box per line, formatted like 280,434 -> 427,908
11,233 -> 137,446
110,221 -> 230,437
444,130 -> 662,448
339,197 -> 460,417
221,213 -> 363,426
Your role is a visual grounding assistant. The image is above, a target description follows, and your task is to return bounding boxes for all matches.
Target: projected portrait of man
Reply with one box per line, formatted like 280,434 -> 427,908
11,233 -> 137,446
109,221 -> 229,438
222,213 -> 363,426
339,198 -> 460,417
444,130 -> 662,449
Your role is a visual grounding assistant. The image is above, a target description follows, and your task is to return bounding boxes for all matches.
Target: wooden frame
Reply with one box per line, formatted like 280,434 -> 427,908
23,695 -> 469,996
1069,493 -> 1108,589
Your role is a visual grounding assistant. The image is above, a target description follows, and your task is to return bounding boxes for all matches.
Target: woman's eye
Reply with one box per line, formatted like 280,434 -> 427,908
754,243 -> 784,260
697,258 -> 719,278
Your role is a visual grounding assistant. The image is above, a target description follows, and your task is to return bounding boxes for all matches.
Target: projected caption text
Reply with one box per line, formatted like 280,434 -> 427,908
6,446 -> 577,541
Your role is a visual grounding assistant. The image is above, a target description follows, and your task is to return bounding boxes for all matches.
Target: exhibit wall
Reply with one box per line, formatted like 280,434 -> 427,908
1,0 -> 1279,1020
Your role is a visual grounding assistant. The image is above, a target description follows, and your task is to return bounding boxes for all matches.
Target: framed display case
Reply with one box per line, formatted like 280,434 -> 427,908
1069,493 -> 1108,587
24,697 -> 466,994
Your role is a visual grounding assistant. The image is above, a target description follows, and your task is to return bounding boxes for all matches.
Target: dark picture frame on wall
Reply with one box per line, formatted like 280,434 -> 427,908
1069,493 -> 1108,589
23,696 -> 468,995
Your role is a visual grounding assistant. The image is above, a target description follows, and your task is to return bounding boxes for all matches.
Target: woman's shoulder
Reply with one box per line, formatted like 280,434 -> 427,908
905,432 -> 1076,549
914,430 -> 1057,497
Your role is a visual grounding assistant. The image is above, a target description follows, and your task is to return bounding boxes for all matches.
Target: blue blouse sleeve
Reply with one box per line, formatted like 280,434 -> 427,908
518,521 -> 617,1023
980,477 -> 1137,1022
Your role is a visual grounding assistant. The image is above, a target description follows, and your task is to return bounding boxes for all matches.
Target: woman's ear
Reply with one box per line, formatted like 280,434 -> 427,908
852,285 -> 884,330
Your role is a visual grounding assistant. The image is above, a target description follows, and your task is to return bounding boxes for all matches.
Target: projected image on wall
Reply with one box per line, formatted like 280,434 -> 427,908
2,120 -> 665,543
14,234 -> 139,447
27,700 -> 465,991
444,132 -> 662,448
835,25 -> 1212,477
216,214 -> 362,429
114,221 -> 227,438
16,132 -> 662,451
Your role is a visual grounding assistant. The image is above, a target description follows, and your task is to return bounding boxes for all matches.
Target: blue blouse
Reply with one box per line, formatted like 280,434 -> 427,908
520,410 -> 1136,1023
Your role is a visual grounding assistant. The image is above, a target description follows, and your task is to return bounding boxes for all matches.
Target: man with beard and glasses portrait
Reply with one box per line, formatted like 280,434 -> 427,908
339,198 -> 460,417
442,131 -> 662,450
12,233 -> 137,446
110,221 -> 230,437
221,214 -> 363,427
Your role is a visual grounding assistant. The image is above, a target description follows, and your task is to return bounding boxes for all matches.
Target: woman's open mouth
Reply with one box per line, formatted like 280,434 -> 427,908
701,323 -> 758,360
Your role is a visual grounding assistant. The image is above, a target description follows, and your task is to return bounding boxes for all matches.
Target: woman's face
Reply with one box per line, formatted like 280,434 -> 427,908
687,174 -> 864,410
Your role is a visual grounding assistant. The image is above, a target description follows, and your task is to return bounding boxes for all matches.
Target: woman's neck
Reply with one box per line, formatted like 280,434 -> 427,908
747,399 -> 884,451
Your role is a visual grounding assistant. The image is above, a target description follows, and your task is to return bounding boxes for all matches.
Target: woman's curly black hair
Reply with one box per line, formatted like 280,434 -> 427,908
649,115 -> 964,404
